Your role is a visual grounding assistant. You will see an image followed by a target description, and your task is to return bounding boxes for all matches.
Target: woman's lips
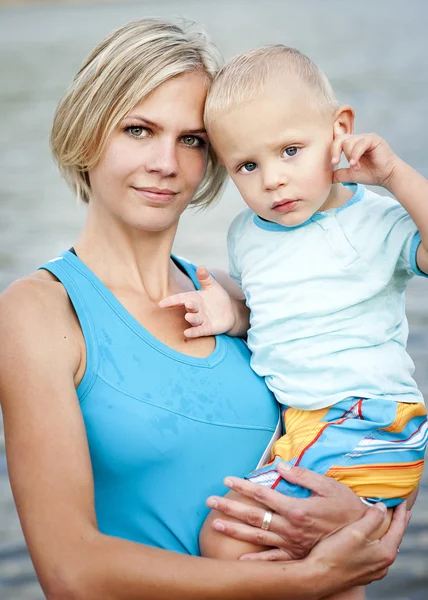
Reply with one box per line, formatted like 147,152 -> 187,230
132,187 -> 178,203
272,199 -> 299,213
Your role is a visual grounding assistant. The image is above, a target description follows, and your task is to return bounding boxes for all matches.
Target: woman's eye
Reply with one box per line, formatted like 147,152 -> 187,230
283,146 -> 298,157
240,162 -> 257,173
182,135 -> 202,147
126,126 -> 149,138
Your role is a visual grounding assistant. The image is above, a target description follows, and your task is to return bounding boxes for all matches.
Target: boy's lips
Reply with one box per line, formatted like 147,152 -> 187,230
272,199 -> 300,213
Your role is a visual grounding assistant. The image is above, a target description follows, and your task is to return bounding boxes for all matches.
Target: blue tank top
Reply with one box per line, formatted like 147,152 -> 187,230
40,250 -> 279,555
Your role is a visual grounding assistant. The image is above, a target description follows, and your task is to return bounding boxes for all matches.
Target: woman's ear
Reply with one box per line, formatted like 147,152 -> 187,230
333,105 -> 355,138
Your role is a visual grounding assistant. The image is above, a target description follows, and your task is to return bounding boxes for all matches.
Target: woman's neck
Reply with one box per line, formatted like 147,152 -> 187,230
74,204 -> 181,302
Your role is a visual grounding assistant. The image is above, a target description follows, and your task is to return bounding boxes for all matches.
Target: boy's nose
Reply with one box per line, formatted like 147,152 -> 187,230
262,166 -> 288,191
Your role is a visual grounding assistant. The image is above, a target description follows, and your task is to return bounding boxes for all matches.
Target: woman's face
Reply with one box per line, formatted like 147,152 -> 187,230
88,71 -> 210,233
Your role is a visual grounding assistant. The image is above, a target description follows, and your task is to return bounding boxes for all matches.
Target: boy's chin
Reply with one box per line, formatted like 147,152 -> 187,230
274,210 -> 312,228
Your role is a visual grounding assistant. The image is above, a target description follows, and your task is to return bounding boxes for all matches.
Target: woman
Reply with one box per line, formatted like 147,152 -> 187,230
0,18 -> 407,600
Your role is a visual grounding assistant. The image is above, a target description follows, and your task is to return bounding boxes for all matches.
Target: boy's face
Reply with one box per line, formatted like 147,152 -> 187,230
209,83 -> 341,227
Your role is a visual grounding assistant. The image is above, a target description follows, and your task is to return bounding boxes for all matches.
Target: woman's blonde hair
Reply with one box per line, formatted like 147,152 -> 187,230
51,18 -> 227,207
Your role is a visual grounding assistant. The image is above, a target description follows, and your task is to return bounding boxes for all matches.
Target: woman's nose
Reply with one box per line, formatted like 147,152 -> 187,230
144,139 -> 179,178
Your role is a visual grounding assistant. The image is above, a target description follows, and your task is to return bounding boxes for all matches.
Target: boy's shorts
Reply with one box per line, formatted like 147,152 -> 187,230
246,397 -> 428,507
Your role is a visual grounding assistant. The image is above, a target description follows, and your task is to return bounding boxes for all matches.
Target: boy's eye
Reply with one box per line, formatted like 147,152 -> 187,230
126,126 -> 149,138
240,162 -> 258,173
181,135 -> 202,147
283,146 -> 298,157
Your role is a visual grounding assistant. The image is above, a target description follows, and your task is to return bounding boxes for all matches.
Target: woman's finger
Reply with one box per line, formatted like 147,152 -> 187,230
207,493 -> 280,529
379,501 -> 408,554
275,463 -> 338,498
211,518 -> 285,549
221,476 -> 302,515
351,503 -> 388,540
239,548 -> 295,561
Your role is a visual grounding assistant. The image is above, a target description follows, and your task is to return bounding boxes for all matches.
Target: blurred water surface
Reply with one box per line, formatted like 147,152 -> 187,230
0,1 -> 427,598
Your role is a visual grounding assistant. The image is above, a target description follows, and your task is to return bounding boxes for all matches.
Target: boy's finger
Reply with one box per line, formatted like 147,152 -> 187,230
331,135 -> 347,165
332,167 -> 353,183
184,312 -> 203,326
184,300 -> 199,313
349,138 -> 371,167
159,292 -> 193,308
196,265 -> 215,290
184,325 -> 205,338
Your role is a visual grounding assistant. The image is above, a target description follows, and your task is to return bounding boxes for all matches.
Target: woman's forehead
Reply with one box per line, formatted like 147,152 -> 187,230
126,72 -> 209,129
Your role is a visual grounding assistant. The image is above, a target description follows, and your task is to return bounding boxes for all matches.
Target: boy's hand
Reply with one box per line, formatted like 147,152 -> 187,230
159,266 -> 238,338
331,133 -> 399,190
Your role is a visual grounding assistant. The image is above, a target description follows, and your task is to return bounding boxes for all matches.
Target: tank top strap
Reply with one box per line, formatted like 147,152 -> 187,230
38,250 -> 101,401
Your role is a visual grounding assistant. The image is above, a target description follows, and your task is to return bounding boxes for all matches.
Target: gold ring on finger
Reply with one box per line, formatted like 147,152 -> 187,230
261,510 -> 273,531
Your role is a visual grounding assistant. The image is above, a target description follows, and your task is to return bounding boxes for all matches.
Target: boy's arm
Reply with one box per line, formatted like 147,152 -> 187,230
159,266 -> 250,338
332,133 -> 428,274
383,160 -> 428,274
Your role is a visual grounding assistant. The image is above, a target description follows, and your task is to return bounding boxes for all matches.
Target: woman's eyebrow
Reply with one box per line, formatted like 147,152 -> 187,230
124,115 -> 207,135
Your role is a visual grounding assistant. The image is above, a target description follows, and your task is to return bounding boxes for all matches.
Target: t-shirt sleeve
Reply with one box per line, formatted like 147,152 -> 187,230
394,210 -> 428,279
227,214 -> 245,287
409,232 -> 428,277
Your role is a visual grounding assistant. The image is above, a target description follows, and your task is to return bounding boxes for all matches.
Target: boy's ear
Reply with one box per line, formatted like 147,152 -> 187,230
333,104 -> 355,138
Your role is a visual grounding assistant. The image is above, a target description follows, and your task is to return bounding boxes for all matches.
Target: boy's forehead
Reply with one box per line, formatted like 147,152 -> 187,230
210,86 -> 330,157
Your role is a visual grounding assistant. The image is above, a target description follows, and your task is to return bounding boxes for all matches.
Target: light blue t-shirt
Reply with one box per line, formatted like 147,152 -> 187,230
228,184 -> 427,411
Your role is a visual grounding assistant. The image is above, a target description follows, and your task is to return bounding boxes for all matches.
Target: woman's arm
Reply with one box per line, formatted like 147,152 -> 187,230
203,464 -> 367,560
0,279 -> 406,600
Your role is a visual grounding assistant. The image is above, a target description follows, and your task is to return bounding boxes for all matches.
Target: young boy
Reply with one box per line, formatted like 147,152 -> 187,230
160,45 -> 428,596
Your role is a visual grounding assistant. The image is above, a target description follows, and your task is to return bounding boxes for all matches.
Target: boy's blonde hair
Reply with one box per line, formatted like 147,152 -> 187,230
51,18 -> 227,207
205,45 -> 338,128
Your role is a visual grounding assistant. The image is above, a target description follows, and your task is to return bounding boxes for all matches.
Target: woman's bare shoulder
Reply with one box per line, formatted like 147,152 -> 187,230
1,269 -> 72,319
0,271 -> 82,381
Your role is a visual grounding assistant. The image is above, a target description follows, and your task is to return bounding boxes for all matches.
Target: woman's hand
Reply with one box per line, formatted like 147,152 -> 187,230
206,464 -> 368,561
306,501 -> 410,591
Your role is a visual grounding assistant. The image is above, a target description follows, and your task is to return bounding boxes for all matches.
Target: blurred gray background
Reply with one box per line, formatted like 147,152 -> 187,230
0,1 -> 427,598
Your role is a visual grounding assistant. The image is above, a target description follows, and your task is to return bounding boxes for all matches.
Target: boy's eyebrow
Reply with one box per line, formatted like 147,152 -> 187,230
124,115 -> 207,135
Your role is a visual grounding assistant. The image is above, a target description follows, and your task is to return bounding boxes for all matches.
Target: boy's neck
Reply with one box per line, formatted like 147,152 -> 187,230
320,182 -> 355,212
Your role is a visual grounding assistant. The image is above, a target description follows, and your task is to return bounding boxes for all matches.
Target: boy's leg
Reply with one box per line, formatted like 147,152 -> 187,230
200,399 -> 426,561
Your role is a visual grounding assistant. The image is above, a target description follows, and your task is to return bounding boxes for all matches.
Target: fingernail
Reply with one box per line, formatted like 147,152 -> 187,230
278,462 -> 291,472
213,520 -> 225,532
375,502 -> 387,514
206,497 -> 218,509
224,477 -> 233,487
